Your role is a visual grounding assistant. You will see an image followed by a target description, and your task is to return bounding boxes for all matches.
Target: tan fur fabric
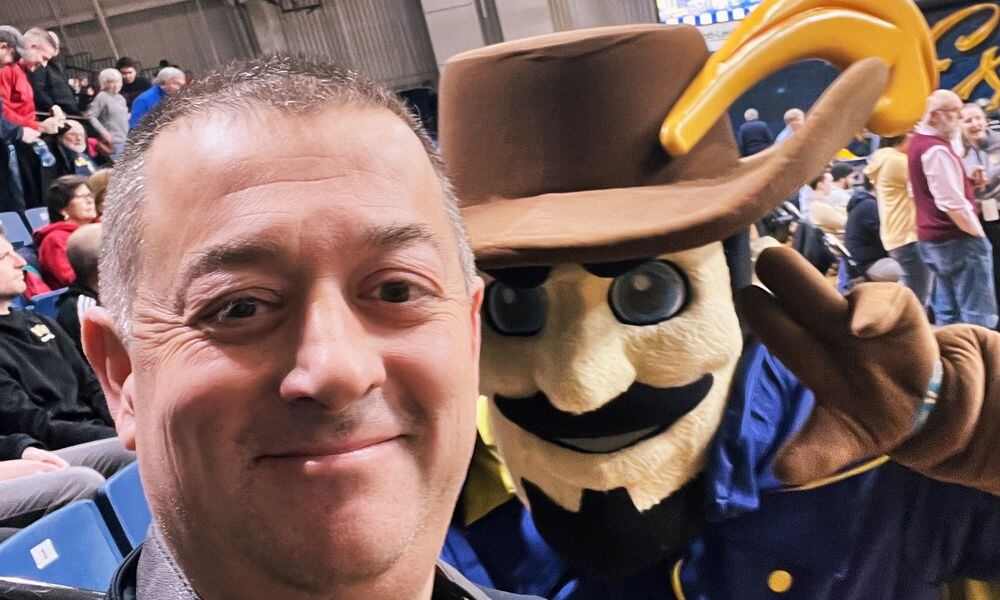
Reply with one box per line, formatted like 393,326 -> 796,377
481,243 -> 742,512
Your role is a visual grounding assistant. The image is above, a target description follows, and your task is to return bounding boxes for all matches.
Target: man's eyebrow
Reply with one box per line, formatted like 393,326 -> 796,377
174,238 -> 285,307
361,223 -> 443,253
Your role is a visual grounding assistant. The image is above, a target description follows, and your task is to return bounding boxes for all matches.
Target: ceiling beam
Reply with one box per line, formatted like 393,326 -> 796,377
30,0 -> 192,29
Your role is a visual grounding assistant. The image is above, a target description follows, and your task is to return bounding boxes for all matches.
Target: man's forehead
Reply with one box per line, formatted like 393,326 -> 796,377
147,105 -> 425,184
137,104 -> 446,276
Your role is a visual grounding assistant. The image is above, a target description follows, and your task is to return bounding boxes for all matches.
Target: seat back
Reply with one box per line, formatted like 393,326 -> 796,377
96,463 -> 151,553
0,212 -> 32,248
0,500 -> 122,591
30,288 -> 68,318
24,207 -> 50,232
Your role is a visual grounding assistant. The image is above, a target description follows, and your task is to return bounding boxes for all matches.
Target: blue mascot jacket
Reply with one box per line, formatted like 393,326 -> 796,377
442,342 -> 1000,599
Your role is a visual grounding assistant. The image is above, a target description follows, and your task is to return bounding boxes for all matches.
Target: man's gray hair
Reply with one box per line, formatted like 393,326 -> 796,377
98,68 -> 122,89
783,108 -> 804,123
102,54 -> 475,338
744,108 -> 759,121
156,66 -> 184,85
23,27 -> 57,53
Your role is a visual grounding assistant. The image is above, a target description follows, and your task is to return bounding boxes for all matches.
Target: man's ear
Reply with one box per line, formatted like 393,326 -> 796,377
468,275 -> 485,361
82,306 -> 137,450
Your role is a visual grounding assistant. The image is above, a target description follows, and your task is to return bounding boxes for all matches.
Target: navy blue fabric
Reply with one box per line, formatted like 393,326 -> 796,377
445,342 -> 1000,599
844,190 -> 887,277
736,121 -> 773,157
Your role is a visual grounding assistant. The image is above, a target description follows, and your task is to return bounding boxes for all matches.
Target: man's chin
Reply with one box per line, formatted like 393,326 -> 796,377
236,513 -> 417,591
524,475 -> 705,581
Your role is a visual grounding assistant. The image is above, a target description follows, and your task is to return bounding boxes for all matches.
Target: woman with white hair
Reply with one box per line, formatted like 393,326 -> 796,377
86,67 -> 129,161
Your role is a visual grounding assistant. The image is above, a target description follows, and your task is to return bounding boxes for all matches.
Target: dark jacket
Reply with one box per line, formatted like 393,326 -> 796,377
0,309 -> 114,449
120,77 -> 151,110
0,432 -> 41,460
42,136 -> 98,189
844,189 -> 887,278
0,96 -> 22,144
106,527 -> 544,600
737,120 -> 773,157
0,96 -> 25,214
28,62 -> 79,115
55,282 -> 99,358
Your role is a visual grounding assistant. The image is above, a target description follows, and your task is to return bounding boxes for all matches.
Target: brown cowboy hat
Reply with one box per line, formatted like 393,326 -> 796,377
438,24 -> 888,269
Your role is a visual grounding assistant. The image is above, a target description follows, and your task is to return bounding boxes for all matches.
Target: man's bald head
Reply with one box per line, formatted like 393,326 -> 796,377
67,223 -> 101,290
61,119 -> 87,154
922,89 -> 964,138
923,90 -> 963,119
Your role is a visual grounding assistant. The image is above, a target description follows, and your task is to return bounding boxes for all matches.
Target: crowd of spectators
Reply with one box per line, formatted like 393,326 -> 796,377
0,25 -> 185,216
770,88 -> 1000,331
0,24 -> 191,540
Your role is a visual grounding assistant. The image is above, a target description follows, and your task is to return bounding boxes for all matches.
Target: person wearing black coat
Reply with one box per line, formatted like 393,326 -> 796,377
844,184 -> 902,281
0,96 -> 28,213
28,61 -> 79,116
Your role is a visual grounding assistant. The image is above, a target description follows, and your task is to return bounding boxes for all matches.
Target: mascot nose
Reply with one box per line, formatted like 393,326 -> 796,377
534,287 -> 639,415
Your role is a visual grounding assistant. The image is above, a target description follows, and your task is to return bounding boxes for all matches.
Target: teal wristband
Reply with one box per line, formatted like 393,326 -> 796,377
913,360 -> 942,434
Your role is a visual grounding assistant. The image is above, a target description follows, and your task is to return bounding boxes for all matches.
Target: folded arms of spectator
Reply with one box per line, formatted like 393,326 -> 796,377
0,369 -> 115,449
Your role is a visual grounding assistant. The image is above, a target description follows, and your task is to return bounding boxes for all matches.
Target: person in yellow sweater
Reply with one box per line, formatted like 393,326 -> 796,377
865,134 -> 931,304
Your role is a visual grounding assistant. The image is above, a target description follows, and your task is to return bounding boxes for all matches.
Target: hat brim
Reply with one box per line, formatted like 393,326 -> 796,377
464,58 -> 889,269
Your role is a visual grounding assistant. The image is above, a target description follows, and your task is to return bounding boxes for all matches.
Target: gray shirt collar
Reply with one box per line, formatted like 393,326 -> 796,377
136,524 -> 495,600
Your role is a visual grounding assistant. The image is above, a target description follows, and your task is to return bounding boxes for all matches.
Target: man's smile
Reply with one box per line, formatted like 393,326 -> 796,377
494,374 -> 714,453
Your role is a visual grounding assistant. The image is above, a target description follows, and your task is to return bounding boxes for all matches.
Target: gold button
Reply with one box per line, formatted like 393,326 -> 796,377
768,570 -> 793,593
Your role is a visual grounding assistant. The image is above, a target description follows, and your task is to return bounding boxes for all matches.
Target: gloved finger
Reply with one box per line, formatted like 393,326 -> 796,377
754,247 -> 849,344
737,285 -> 839,392
847,283 -> 920,338
773,405 -> 876,486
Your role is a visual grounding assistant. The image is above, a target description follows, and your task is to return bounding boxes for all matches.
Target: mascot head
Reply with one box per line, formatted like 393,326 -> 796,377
440,1 -> 933,581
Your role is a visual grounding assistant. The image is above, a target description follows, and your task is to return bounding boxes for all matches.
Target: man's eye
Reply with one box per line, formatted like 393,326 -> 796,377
378,281 -> 416,303
214,298 -> 259,321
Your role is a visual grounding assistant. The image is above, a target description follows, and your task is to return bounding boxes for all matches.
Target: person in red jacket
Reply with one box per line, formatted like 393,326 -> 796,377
0,27 -> 65,210
0,26 -> 61,133
33,175 -> 98,289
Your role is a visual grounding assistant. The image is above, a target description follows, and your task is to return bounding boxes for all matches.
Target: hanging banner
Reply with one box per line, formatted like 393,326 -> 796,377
928,2 -> 1000,108
657,1 -> 762,50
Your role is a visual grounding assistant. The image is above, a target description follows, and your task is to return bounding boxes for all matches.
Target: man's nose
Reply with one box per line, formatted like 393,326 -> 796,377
279,286 -> 386,409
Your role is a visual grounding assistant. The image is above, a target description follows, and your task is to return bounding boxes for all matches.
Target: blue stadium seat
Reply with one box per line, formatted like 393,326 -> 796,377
30,288 -> 69,319
0,500 -> 122,591
96,463 -> 151,553
24,207 -> 50,232
0,212 -> 32,249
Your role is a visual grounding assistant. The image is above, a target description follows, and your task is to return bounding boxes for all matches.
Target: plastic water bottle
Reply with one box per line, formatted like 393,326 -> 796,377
32,140 -> 55,167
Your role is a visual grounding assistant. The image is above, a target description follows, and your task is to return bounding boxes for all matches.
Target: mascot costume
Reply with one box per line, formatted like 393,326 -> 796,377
437,0 -> 1000,598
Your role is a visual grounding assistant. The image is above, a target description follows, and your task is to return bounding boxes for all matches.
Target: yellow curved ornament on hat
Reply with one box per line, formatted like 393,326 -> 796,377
660,0 -> 938,156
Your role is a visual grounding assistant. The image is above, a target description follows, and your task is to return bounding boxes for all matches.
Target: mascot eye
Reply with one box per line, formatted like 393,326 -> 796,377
608,260 -> 688,326
484,281 -> 547,337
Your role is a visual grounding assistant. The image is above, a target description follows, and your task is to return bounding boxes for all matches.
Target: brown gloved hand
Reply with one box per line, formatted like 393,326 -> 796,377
893,325 -> 1000,495
736,247 -> 938,485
